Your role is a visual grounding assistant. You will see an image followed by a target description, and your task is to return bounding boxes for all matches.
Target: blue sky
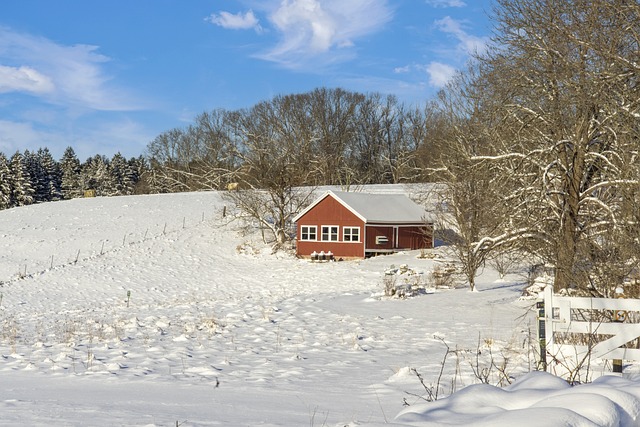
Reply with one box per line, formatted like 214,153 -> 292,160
0,0 -> 493,161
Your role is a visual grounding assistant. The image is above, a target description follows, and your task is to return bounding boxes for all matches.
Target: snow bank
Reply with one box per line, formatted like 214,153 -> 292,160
390,371 -> 640,426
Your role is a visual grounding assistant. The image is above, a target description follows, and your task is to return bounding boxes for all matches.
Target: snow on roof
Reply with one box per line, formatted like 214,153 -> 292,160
294,190 -> 429,224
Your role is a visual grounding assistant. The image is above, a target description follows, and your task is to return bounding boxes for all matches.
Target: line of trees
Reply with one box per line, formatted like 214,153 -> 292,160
145,88 -> 441,194
0,147 -> 147,210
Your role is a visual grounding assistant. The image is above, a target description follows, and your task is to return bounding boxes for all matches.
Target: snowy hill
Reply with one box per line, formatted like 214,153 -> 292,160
1,190 -> 640,426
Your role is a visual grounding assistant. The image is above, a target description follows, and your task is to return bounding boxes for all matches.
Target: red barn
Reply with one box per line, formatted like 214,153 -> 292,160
292,191 -> 433,260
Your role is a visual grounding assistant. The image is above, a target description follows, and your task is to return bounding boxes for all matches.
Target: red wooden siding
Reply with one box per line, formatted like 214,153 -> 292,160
365,225 -> 432,252
398,226 -> 431,249
365,226 -> 394,250
295,195 -> 365,259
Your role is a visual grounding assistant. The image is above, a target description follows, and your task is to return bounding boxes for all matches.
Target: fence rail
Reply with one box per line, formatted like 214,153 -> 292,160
539,279 -> 640,376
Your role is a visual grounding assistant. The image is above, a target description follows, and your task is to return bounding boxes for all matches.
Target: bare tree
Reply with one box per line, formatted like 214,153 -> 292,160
467,0 -> 640,293
225,98 -> 317,247
146,109 -> 240,193
307,87 -> 362,186
429,65 -> 509,291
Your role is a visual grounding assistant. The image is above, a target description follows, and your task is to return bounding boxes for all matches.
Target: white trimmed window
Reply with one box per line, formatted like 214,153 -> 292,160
343,227 -> 360,242
300,226 -> 317,241
321,225 -> 339,241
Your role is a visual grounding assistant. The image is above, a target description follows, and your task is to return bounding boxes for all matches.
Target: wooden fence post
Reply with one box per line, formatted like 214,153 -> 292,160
613,286 -> 625,373
537,297 -> 547,371
544,282 -> 554,358
537,275 -> 554,372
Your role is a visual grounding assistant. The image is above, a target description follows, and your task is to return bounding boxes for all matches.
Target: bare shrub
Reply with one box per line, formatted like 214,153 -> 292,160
383,273 -> 398,297
429,264 -> 455,289
489,250 -> 525,279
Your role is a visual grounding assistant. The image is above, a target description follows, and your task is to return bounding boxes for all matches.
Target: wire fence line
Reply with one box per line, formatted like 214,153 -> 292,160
1,209 -> 226,287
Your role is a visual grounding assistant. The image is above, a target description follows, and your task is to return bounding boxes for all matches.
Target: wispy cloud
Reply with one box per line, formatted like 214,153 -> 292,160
426,0 -> 466,7
425,62 -> 456,87
0,115 -> 150,160
0,27 -> 140,111
394,65 -> 411,74
206,10 -> 262,32
0,65 -> 54,94
0,119 -> 45,154
393,15 -> 485,90
206,1 -> 394,70
435,16 -> 487,55
393,62 -> 457,88
262,0 -> 393,68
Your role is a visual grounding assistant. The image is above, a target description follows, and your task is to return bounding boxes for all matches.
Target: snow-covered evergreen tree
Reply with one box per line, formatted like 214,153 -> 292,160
24,150 -> 47,202
39,148 -> 62,201
9,151 -> 35,206
81,155 -> 110,196
60,146 -> 82,199
128,156 -> 148,194
0,153 -> 12,210
109,152 -> 135,196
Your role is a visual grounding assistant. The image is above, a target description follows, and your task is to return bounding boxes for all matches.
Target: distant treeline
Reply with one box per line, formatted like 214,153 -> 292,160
146,88 -> 442,193
0,147 -> 148,210
0,87 -> 445,211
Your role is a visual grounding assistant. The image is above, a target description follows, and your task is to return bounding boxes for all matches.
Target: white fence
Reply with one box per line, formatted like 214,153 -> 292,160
540,280 -> 640,377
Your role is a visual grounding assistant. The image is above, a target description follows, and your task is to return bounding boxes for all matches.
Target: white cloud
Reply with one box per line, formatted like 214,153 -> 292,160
80,118 -> 152,158
0,65 -> 54,95
426,0 -> 466,7
259,0 -> 393,68
0,119 -> 54,155
0,116 -> 151,160
435,16 -> 487,55
426,61 -> 456,87
0,27 -> 140,111
206,10 -> 262,31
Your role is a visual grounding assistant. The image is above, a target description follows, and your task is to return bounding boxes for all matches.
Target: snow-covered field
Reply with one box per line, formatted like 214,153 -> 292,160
2,189 -> 640,426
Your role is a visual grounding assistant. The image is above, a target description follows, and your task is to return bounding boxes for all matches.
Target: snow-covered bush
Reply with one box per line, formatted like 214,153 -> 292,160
383,264 -> 428,298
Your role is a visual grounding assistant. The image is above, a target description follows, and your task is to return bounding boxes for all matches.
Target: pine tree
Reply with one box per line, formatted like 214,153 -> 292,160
24,150 -> 47,202
9,151 -> 35,206
0,152 -> 12,210
110,153 -> 136,196
60,146 -> 82,199
129,156 -> 149,194
38,147 -> 62,201
81,155 -> 109,196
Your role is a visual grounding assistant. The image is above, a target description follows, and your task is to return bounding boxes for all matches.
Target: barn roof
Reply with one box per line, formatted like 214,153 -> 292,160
293,190 -> 429,224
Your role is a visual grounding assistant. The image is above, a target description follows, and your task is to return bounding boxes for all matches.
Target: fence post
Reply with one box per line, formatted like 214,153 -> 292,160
613,286 -> 625,373
544,281 -> 555,366
536,275 -> 554,371
537,297 -> 547,371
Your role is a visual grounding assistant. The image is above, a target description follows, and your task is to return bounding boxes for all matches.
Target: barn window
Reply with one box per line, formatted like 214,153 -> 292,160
343,227 -> 360,242
300,226 -> 317,241
321,225 -> 339,241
